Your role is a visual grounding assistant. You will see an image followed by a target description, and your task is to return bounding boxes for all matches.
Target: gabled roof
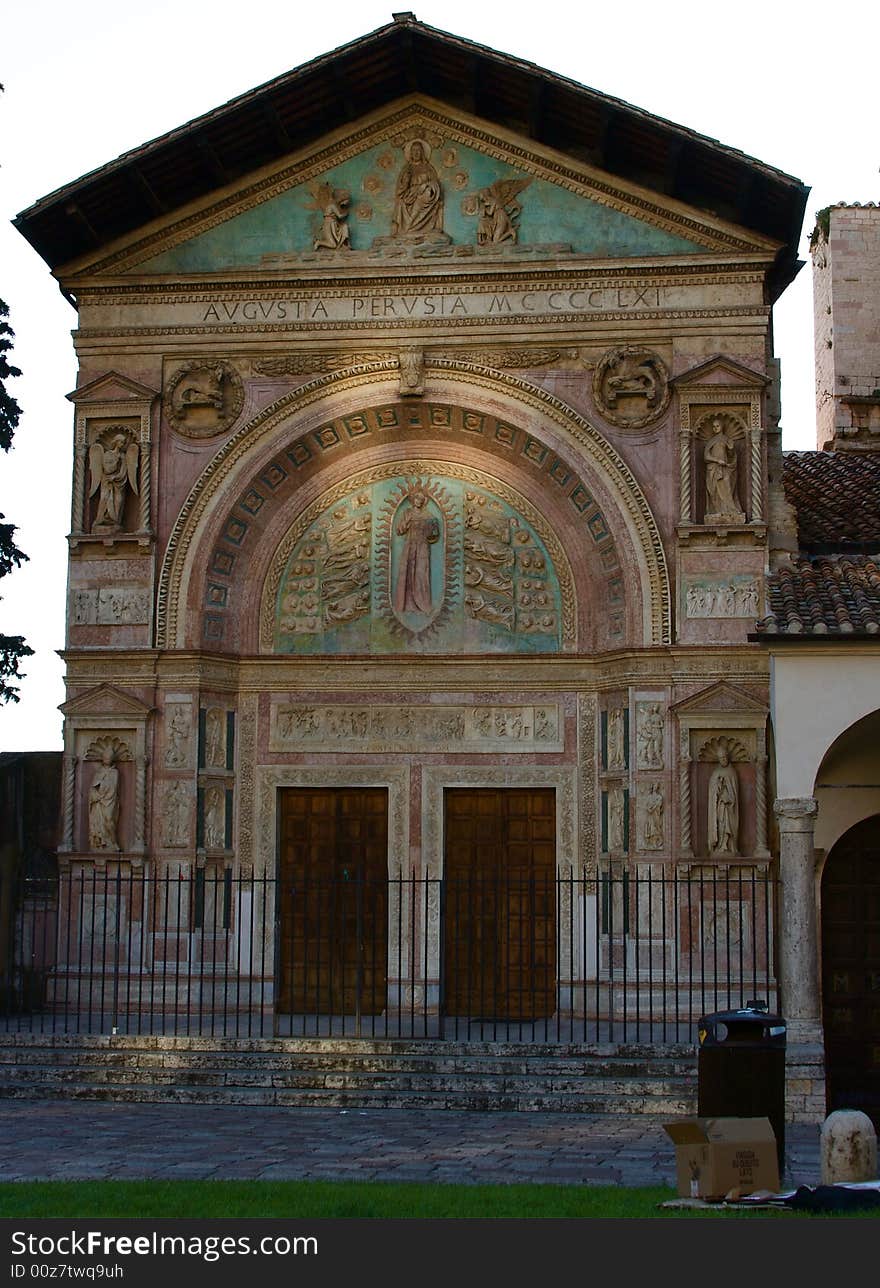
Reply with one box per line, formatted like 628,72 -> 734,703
14,13 -> 808,295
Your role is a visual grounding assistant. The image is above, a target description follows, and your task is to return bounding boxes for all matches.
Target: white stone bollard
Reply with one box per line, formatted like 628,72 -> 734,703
820,1109 -> 878,1185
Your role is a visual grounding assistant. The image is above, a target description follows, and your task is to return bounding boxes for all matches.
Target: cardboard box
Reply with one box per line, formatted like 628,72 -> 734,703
663,1117 -> 780,1199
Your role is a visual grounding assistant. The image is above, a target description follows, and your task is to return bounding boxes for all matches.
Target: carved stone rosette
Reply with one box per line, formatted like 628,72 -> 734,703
592,347 -> 670,430
164,359 -> 244,438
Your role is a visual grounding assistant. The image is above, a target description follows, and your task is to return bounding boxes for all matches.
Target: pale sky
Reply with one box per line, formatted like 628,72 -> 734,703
1,0 -> 877,752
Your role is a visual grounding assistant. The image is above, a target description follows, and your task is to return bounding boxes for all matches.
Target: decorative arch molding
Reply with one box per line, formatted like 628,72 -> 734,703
156,360 -> 671,649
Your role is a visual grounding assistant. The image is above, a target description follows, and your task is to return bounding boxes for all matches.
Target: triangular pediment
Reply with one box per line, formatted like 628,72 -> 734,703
672,356 -> 770,390
60,684 -> 153,718
672,681 -> 768,717
66,101 -> 779,280
16,16 -> 807,299
67,372 -> 158,405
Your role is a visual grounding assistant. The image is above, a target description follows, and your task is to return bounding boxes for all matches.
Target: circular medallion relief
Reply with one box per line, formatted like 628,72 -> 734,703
592,346 -> 670,430
164,359 -> 244,438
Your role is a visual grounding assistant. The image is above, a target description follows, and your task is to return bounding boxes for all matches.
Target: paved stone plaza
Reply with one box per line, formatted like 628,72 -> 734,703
0,1102 -> 822,1189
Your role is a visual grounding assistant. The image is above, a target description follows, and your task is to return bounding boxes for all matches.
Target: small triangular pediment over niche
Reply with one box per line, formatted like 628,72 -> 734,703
80,102 -> 776,279
60,684 -> 154,718
672,356 -> 770,390
67,372 -> 159,405
671,681 -> 768,717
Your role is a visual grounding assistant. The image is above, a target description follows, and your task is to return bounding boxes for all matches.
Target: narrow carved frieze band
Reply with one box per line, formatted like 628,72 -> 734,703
270,703 -> 562,752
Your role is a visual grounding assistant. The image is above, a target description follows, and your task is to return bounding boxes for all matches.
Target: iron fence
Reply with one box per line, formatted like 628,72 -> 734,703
0,865 -> 777,1043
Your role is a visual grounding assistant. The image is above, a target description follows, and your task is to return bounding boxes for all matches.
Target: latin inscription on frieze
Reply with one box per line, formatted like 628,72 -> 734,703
199,287 -> 664,325
269,703 -> 562,752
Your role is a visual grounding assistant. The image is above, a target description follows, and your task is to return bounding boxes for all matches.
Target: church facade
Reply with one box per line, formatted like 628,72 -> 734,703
15,15 -> 850,1118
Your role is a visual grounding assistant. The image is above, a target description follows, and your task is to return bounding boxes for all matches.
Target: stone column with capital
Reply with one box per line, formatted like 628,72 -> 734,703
774,797 -> 821,1041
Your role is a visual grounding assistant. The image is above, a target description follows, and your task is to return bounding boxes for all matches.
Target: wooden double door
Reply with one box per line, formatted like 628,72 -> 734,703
443,787 -> 556,1020
821,815 -> 880,1128
278,787 -> 388,1015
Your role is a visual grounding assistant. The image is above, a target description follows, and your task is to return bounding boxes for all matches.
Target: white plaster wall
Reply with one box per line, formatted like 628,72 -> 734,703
770,650 -> 880,798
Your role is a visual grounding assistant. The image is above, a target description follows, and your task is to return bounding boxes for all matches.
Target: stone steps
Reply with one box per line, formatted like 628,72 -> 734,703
0,1033 -> 698,1114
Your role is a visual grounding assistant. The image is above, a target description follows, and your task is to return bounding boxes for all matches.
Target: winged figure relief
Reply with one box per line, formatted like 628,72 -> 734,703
476,176 -> 531,246
88,432 -> 139,533
308,181 -> 351,251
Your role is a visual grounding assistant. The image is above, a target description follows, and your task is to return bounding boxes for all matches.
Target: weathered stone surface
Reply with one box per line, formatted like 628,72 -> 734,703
820,1109 -> 878,1184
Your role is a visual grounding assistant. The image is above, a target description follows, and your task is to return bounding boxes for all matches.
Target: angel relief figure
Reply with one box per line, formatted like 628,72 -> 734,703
476,176 -> 531,246
89,430 -> 139,533
308,182 -> 351,251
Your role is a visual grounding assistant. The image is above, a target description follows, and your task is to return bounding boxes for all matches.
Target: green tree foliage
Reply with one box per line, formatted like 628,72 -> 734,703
0,296 -> 34,702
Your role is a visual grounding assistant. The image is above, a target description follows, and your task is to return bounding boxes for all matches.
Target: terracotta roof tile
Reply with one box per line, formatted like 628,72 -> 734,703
756,554 -> 880,636
783,452 -> 880,549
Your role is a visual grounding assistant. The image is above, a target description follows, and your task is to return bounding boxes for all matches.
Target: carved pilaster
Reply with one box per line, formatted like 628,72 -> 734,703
678,727 -> 693,858
133,755 -> 148,853
678,428 -> 692,523
139,437 -> 152,534
60,753 -> 77,853
750,427 -> 763,523
72,435 -> 87,534
754,728 -> 769,858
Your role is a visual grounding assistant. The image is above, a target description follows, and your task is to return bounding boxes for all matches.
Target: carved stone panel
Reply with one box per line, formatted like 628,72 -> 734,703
164,360 -> 244,438
269,702 -> 562,752
271,468 -> 567,655
161,780 -> 193,849
637,782 -> 665,851
72,587 -> 150,626
636,701 -> 665,769
164,701 -> 194,770
593,347 -> 670,429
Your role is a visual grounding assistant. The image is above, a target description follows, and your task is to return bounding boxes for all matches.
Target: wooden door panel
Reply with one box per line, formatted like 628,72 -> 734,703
443,788 -> 556,1020
278,787 -> 388,1014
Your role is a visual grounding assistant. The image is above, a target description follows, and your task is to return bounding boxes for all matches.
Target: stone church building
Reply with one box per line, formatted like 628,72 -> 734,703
9,15 -> 879,1122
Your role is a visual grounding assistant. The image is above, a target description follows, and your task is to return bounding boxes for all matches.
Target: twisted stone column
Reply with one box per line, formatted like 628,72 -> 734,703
774,797 -> 821,1042
679,429 -> 692,523
750,428 -> 763,523
60,753 -> 77,852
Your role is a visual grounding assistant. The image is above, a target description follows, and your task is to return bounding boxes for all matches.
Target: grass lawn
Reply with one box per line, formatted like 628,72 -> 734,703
0,1180 -> 874,1219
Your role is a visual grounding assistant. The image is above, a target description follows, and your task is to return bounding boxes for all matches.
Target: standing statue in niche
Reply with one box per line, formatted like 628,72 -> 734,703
607,708 -> 626,769
88,745 -> 121,851
205,708 -> 226,768
708,747 -> 740,856
642,783 -> 664,850
393,488 -> 440,616
392,141 -> 444,236
88,431 -> 139,533
703,419 -> 745,522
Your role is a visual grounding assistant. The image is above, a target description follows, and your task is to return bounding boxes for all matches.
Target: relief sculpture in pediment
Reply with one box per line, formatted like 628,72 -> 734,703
475,176 -> 531,246
308,182 -> 352,251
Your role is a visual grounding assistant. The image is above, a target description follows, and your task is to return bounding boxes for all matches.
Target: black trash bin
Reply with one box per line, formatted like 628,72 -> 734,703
697,1002 -> 786,1176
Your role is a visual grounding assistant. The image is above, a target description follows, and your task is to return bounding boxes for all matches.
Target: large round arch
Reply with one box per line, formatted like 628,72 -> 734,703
156,360 -> 671,653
